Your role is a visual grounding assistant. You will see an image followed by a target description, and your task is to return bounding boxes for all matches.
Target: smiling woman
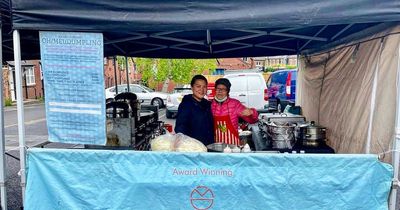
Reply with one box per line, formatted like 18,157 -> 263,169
211,78 -> 259,146
174,75 -> 214,146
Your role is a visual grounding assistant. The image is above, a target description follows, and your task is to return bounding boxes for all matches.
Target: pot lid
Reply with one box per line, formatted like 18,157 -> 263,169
295,122 -> 310,127
307,121 -> 326,129
239,130 -> 252,136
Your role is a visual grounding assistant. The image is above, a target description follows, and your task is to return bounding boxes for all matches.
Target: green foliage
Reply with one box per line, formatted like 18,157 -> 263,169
134,57 -> 156,86
286,65 -> 297,69
265,64 -> 297,72
133,58 -> 217,88
116,56 -> 127,70
4,98 -> 12,106
265,66 -> 275,72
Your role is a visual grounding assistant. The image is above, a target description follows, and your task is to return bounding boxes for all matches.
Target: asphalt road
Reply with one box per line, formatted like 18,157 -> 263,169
3,103 -> 48,209
4,103 -> 48,152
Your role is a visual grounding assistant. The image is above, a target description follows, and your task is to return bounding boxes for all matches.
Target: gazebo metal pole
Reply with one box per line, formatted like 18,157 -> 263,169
389,42 -> 400,210
13,30 -> 27,204
125,56 -> 130,92
366,40 -> 383,154
0,27 -> 8,210
113,56 -> 118,94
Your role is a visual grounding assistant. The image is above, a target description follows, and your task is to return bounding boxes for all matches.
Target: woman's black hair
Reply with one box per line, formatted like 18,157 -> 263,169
215,78 -> 231,92
190,75 -> 208,86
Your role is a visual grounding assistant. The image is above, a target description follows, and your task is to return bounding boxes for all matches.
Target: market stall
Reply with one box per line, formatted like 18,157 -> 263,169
4,0 -> 400,209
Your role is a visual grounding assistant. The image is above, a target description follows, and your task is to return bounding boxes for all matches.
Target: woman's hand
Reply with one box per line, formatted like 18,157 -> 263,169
241,108 -> 253,116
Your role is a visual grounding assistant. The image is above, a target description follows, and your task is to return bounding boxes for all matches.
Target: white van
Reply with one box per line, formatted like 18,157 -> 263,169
223,73 -> 267,109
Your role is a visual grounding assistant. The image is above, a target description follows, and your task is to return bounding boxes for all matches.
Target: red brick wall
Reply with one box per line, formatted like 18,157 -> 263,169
4,60 -> 44,100
217,58 -> 255,70
2,67 -> 10,100
103,57 -> 140,88
22,60 -> 43,99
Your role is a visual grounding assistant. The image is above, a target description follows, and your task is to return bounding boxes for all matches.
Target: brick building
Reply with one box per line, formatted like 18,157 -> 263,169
265,55 -> 297,67
103,57 -> 140,89
3,58 -> 142,101
216,57 -> 255,71
2,67 -> 10,100
6,60 -> 44,101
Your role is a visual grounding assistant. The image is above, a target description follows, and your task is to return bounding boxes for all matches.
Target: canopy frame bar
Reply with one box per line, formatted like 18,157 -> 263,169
299,25 -> 328,51
331,24 -> 354,41
390,40 -> 400,210
100,25 -> 337,56
0,27 -> 8,210
13,29 -> 27,206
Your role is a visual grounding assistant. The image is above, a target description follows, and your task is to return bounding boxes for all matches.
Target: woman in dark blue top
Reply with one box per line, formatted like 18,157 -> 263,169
174,75 -> 214,146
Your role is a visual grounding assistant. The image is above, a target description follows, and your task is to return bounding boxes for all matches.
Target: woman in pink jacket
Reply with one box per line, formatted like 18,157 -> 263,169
211,78 -> 258,145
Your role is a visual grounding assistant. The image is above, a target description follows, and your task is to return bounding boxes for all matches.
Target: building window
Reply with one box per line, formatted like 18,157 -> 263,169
243,57 -> 248,62
25,67 -> 35,85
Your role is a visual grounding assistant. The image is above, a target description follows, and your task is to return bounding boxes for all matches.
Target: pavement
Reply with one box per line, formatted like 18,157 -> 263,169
4,99 -> 43,111
10,99 -> 43,106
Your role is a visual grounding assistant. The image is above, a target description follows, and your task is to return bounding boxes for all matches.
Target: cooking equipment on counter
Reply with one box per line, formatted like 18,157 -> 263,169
266,121 -> 296,149
295,121 -> 327,147
115,92 -> 141,121
239,130 -> 252,145
207,143 -> 250,153
258,113 -> 305,149
100,92 -> 165,150
259,113 -> 306,124
207,143 -> 235,152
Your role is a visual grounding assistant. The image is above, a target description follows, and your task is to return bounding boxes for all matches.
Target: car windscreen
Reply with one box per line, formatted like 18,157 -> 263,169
142,86 -> 154,92
228,76 -> 247,92
173,88 -> 192,93
291,71 -> 297,81
271,72 -> 287,85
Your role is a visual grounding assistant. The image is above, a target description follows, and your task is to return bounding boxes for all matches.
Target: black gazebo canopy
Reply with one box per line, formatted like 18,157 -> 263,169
3,0 -> 400,60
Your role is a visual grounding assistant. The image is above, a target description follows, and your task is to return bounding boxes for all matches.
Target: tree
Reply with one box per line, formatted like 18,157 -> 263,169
134,57 -> 155,86
133,58 -> 216,88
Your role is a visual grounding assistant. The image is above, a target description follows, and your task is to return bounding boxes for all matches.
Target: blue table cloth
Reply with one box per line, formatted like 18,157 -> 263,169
25,148 -> 393,210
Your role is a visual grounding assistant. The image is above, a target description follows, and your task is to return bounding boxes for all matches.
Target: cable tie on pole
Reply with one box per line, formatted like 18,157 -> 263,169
17,168 -> 25,176
392,179 -> 400,189
377,150 -> 400,160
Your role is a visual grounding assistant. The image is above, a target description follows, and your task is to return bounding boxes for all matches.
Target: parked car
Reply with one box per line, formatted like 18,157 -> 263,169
223,73 -> 268,110
166,86 -> 192,118
266,69 -> 297,111
105,84 -> 168,107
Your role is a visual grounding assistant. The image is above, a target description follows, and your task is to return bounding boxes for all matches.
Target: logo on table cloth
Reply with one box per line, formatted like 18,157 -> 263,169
190,186 -> 215,210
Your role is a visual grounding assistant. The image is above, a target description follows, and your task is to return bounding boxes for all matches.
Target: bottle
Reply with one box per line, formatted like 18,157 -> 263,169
283,104 -> 292,113
223,145 -> 232,153
231,146 -> 241,153
242,144 -> 251,153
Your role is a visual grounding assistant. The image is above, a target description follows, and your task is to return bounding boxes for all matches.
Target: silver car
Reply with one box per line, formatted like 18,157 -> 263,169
105,84 -> 168,107
166,86 -> 192,118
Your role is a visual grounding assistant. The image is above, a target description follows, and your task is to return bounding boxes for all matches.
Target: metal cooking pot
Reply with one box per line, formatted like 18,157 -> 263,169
302,139 -> 320,147
239,130 -> 252,145
266,122 -> 295,149
207,143 -> 237,152
294,122 -> 310,140
296,121 -> 326,140
305,121 -> 326,140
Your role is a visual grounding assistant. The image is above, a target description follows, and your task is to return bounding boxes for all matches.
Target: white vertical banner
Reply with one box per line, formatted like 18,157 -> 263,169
40,31 -> 106,145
